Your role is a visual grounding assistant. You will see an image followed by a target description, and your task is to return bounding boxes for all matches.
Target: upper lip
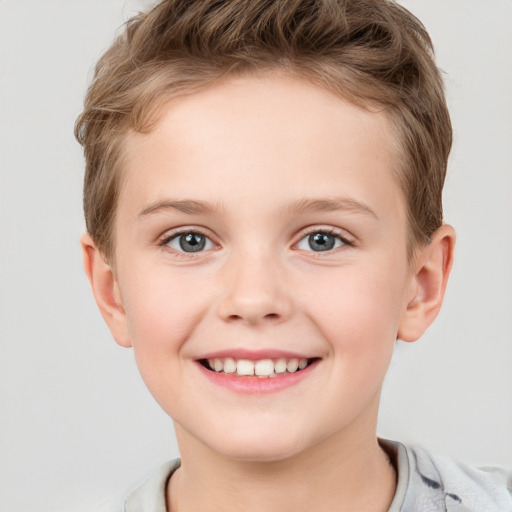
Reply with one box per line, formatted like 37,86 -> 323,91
196,348 -> 320,361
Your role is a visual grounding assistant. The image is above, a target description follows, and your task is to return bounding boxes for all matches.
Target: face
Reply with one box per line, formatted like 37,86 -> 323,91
111,74 -> 416,461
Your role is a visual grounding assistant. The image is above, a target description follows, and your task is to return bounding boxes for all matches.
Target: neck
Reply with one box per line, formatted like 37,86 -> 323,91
168,407 -> 397,512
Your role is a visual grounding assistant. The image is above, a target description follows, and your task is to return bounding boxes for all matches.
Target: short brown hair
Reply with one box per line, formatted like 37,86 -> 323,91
75,0 -> 452,261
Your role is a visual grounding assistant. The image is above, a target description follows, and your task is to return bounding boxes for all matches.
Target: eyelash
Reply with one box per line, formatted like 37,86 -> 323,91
158,228 -> 216,258
295,227 -> 353,253
158,227 -> 354,256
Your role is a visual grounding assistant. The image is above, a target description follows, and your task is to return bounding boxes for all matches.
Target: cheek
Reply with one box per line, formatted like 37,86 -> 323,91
118,268 -> 215,404
301,264 -> 407,412
120,266 -> 211,356
301,262 -> 407,354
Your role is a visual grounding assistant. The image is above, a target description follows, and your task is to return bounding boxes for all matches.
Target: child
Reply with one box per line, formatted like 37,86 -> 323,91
75,0 -> 512,510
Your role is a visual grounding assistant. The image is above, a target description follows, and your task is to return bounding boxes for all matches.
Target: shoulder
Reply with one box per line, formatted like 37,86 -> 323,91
123,459 -> 181,512
390,440 -> 512,512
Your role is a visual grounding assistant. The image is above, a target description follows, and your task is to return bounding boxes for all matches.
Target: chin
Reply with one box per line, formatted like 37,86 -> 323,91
207,428 -> 309,463
174,409 -> 323,464
219,443 -> 301,463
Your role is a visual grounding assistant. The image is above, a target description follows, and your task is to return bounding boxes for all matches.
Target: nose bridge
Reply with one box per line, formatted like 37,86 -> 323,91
217,242 -> 292,324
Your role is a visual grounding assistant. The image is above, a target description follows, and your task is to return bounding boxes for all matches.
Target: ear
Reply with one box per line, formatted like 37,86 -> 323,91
81,233 -> 132,348
397,224 -> 456,342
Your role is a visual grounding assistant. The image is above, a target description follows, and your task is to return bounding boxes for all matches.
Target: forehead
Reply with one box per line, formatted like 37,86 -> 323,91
119,74 -> 404,223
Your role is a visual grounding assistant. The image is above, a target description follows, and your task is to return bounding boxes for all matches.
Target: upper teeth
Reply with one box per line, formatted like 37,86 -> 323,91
207,357 -> 309,377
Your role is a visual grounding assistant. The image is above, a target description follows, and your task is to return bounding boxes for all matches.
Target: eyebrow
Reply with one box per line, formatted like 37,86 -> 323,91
286,197 -> 378,219
138,196 -> 377,219
138,199 -> 221,217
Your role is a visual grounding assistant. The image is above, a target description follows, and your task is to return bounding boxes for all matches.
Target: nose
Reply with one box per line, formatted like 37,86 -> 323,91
216,250 -> 293,325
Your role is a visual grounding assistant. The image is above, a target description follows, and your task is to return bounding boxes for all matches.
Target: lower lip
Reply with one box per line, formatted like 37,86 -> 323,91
196,360 -> 320,394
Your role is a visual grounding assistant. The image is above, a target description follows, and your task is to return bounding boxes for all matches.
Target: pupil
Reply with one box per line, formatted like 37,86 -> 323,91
309,233 -> 335,251
180,233 -> 206,252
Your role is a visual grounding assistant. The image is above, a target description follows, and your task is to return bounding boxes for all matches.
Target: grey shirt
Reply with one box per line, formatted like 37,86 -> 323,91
124,440 -> 512,511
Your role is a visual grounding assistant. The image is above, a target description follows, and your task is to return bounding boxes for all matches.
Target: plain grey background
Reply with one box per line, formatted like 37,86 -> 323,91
0,1 -> 511,511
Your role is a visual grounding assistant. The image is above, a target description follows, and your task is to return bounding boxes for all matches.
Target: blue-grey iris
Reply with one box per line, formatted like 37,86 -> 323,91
179,233 -> 206,252
309,232 -> 336,251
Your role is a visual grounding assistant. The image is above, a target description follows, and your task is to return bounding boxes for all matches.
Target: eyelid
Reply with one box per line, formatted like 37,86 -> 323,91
155,225 -> 354,257
293,226 -> 354,251
158,226 -> 219,255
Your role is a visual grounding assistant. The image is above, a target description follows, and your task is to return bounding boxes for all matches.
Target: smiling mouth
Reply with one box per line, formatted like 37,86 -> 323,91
199,357 -> 320,378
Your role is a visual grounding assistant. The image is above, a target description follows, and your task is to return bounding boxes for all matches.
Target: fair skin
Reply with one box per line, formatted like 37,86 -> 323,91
82,74 -> 455,511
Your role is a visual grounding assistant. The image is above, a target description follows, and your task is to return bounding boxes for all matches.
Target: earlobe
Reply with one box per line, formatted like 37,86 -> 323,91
80,233 -> 132,348
397,224 -> 456,342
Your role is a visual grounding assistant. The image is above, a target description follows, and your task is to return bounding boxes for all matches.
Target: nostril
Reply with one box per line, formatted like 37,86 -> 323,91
225,312 -> 280,322
217,288 -> 292,324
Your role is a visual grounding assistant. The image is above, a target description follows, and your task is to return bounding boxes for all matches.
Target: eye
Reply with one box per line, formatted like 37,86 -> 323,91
165,231 -> 215,253
296,231 -> 346,252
